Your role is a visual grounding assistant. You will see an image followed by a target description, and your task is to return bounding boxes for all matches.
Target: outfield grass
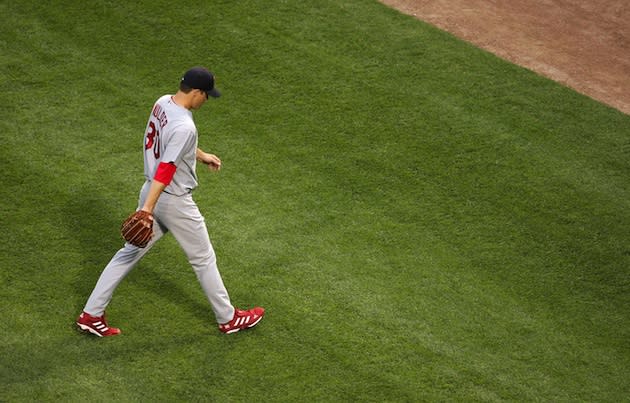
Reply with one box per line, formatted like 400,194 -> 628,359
1,1 -> 629,401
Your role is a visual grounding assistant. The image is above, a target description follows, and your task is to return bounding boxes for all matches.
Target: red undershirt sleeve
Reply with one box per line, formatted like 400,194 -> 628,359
153,162 -> 177,185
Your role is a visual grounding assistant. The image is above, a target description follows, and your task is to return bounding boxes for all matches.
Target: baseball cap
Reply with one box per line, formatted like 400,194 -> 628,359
181,67 -> 221,98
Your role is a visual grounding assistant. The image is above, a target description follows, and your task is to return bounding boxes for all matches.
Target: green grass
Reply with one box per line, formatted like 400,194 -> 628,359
1,0 -> 629,401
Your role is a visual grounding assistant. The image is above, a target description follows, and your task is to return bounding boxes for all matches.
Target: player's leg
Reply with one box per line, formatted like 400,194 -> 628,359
77,221 -> 166,337
79,181 -> 165,333
160,194 -> 235,324
82,222 -> 166,316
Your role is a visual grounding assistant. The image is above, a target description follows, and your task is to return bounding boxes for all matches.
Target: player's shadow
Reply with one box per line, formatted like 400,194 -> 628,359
64,193 -> 210,321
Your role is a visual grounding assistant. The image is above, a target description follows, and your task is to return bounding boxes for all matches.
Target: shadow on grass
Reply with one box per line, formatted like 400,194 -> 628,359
0,324 -> 235,397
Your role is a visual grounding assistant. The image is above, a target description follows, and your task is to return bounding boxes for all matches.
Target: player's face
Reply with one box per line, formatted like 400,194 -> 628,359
191,89 -> 208,110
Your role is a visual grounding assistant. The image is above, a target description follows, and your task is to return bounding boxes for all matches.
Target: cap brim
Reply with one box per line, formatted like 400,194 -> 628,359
207,88 -> 221,98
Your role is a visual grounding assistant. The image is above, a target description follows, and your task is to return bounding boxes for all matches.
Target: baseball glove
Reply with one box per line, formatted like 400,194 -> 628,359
121,210 -> 154,248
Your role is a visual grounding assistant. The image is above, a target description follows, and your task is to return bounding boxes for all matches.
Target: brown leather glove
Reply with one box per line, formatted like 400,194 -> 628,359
121,210 -> 154,248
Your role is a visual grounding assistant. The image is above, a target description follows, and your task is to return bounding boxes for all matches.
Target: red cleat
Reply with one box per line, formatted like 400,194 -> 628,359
219,307 -> 265,334
76,311 -> 121,337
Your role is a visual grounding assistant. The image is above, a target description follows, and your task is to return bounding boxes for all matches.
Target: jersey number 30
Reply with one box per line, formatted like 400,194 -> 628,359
145,121 -> 160,159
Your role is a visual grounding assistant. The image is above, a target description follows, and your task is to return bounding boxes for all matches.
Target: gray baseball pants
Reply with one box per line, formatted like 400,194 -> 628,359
83,181 -> 235,324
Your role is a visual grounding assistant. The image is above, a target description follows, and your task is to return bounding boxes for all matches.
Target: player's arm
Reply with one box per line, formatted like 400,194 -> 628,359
140,180 -> 166,213
196,148 -> 222,171
140,162 -> 176,213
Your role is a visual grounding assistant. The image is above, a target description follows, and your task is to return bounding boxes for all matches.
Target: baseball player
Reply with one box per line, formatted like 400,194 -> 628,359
76,67 -> 264,336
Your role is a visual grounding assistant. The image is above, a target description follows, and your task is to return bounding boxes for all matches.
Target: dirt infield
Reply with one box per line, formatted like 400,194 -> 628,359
380,0 -> 630,115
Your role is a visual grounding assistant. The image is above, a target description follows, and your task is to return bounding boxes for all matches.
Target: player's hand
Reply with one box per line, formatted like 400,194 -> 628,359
200,152 -> 222,171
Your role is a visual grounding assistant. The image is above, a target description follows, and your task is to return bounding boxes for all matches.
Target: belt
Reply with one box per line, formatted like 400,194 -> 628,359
145,180 -> 193,196
162,188 -> 193,196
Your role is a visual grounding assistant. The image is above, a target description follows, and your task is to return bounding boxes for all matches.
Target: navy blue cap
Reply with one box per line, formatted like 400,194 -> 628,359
181,67 -> 221,98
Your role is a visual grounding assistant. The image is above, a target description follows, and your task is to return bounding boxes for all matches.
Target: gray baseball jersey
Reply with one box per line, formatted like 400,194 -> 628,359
144,95 -> 198,195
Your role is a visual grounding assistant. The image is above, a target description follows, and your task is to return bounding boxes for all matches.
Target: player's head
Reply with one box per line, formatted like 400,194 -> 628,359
180,67 -> 221,99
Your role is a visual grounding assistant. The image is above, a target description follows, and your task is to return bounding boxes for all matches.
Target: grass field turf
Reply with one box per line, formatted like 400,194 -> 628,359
1,0 -> 629,401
